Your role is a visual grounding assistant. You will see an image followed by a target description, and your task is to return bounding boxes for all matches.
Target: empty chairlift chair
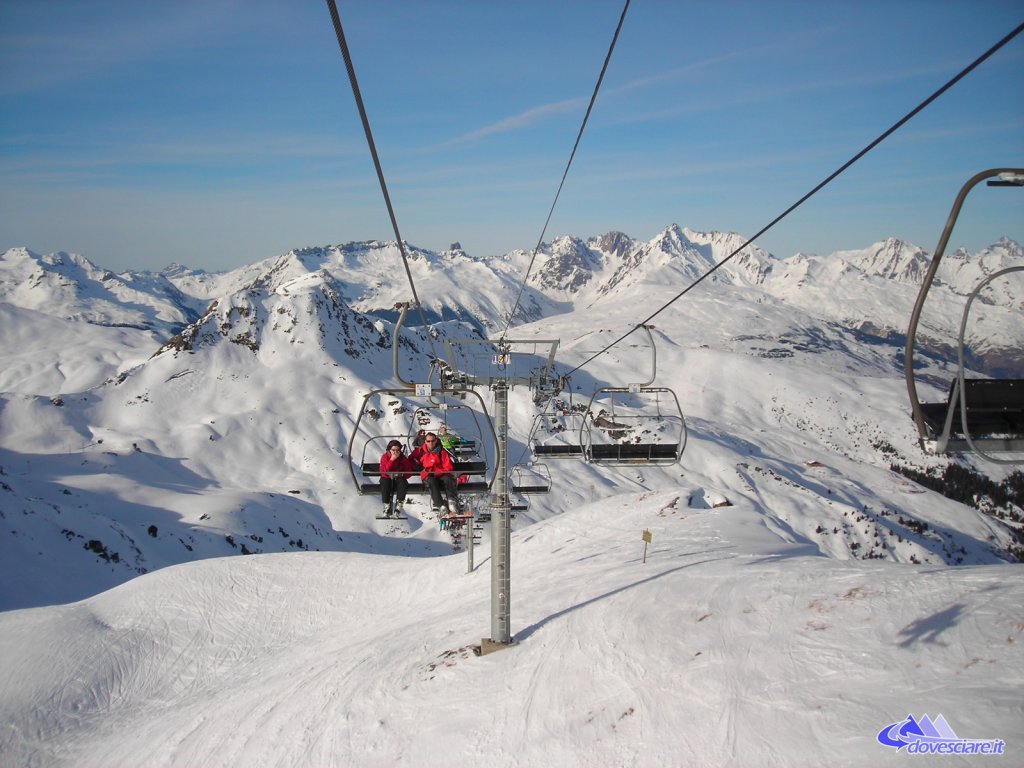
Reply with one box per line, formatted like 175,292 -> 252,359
509,463 -> 552,495
579,324 -> 687,466
904,167 -> 1024,464
582,385 -> 686,466
529,406 -> 587,459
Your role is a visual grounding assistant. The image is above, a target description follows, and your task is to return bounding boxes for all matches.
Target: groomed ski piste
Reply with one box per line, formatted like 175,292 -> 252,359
2,487 -> 1021,767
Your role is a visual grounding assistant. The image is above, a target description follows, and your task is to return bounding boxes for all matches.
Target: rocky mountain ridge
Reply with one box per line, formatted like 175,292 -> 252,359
6,226 -> 1020,328
4,226 -> 1022,392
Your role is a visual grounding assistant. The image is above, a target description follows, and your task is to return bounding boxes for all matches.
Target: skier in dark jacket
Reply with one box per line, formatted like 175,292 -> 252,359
409,432 -> 460,514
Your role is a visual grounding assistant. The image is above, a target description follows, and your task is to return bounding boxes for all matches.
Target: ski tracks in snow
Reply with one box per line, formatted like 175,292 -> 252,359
4,489 -> 1022,767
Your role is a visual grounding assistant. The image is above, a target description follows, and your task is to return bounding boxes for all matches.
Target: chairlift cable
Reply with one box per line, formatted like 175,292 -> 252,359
325,0 -> 441,365
563,20 -> 1024,377
499,0 -> 631,341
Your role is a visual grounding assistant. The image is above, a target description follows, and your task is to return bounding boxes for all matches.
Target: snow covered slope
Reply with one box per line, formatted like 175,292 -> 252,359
1,490 -> 1021,767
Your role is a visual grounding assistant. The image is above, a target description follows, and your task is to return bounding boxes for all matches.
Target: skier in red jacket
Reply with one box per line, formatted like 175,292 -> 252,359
379,440 -> 416,517
409,432 -> 460,514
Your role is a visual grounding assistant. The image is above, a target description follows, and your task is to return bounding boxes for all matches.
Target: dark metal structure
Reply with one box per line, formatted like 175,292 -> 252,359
904,167 -> 1024,463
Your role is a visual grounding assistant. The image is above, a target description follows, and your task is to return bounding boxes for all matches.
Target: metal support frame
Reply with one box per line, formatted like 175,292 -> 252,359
369,319 -> 566,648
904,167 -> 1024,461
490,380 -> 512,644
439,338 -> 562,651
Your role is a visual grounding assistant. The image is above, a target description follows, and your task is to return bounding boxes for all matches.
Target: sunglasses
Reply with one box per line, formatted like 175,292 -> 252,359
425,438 -> 437,443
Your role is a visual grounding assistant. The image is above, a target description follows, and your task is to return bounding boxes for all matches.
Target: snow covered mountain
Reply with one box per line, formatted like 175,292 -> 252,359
1,227 -> 1022,609
0,247 -> 201,333
6,226 -> 1020,392
2,227 -> 1023,765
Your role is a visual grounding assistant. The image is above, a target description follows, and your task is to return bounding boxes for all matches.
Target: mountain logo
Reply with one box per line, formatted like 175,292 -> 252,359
877,714 -> 1005,756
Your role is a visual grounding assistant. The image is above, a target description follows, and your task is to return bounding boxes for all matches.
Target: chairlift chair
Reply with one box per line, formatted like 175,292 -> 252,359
509,462 -> 552,494
529,404 -> 587,459
566,324 -> 688,466
904,167 -> 1024,464
581,385 -> 687,466
349,387 -> 499,496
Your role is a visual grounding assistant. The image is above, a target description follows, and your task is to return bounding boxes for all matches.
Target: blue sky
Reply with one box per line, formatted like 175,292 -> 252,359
1,1 -> 1022,273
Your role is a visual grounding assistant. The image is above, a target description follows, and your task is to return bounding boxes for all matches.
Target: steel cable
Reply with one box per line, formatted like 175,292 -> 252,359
564,20 -> 1024,377
499,0 -> 631,340
325,0 -> 441,365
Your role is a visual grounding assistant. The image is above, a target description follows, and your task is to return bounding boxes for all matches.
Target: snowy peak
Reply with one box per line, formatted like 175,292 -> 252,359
597,225 -> 727,298
938,237 -> 1024,299
442,242 -> 469,259
679,226 -> 773,275
0,246 -> 197,333
648,224 -> 709,267
592,230 -> 633,260
533,235 -> 604,294
243,250 -> 329,295
839,237 -> 931,283
155,268 -> 388,362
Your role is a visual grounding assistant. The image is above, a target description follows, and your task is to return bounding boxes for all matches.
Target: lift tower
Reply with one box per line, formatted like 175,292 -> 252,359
441,337 -> 562,650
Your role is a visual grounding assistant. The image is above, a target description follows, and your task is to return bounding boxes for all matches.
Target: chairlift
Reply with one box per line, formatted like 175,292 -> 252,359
904,167 -> 1024,464
529,402 -> 587,459
510,462 -> 552,494
581,385 -> 687,466
577,325 -> 687,466
348,387 -> 499,496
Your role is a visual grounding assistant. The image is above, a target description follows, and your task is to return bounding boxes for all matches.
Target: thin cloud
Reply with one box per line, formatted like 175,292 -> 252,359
436,96 -> 590,148
431,26 -> 828,151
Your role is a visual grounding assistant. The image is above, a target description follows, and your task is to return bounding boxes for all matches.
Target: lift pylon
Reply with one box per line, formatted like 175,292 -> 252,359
440,337 -> 564,652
